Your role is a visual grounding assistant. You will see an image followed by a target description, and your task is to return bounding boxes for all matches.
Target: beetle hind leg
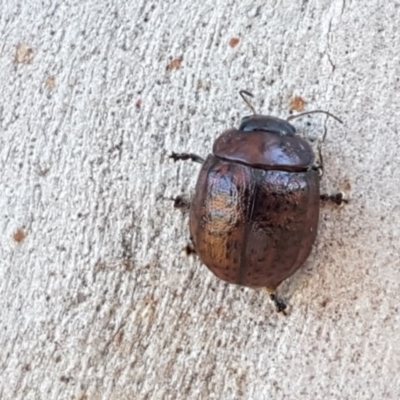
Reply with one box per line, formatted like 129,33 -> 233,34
270,294 -> 288,315
265,289 -> 288,315
170,152 -> 204,164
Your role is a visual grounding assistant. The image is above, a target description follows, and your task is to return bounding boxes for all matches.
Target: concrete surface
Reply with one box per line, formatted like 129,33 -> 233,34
1,1 -> 400,399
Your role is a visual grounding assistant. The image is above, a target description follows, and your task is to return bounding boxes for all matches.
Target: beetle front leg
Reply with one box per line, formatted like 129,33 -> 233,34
320,192 -> 348,206
170,152 -> 204,164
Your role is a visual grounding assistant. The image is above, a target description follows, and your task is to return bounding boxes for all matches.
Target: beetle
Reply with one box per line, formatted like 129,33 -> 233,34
171,91 -> 346,313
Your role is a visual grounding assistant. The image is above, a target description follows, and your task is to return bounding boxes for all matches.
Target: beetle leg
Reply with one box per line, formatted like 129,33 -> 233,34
170,152 -> 204,164
312,164 -> 323,177
184,243 -> 196,256
171,195 -> 191,211
269,294 -> 288,315
312,143 -> 324,177
320,192 -> 348,206
265,289 -> 288,315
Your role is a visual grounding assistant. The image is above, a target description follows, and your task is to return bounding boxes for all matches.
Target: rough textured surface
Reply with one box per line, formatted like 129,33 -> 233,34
1,1 -> 399,399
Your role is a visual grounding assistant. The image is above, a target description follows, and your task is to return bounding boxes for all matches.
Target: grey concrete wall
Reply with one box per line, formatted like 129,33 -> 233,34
1,1 -> 400,399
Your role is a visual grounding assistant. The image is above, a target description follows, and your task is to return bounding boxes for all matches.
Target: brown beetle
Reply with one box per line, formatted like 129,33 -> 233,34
171,91 -> 345,313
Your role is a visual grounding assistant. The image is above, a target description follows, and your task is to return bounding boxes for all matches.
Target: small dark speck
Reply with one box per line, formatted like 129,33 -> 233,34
13,229 -> 27,243
321,299 -> 329,308
23,364 -> 31,372
229,37 -> 240,48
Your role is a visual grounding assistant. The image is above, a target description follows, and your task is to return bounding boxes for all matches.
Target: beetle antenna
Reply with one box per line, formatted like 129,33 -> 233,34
239,90 -> 257,115
287,110 -> 343,124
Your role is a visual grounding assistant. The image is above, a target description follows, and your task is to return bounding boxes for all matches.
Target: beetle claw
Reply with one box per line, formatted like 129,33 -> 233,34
171,195 -> 191,211
269,293 -> 288,316
184,244 -> 196,256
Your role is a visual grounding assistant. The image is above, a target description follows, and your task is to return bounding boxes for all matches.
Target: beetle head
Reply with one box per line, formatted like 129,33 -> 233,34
238,90 -> 342,140
239,115 -> 296,136
239,90 -> 296,137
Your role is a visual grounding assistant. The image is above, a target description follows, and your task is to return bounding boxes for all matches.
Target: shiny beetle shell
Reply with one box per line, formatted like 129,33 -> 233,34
189,114 -> 319,290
